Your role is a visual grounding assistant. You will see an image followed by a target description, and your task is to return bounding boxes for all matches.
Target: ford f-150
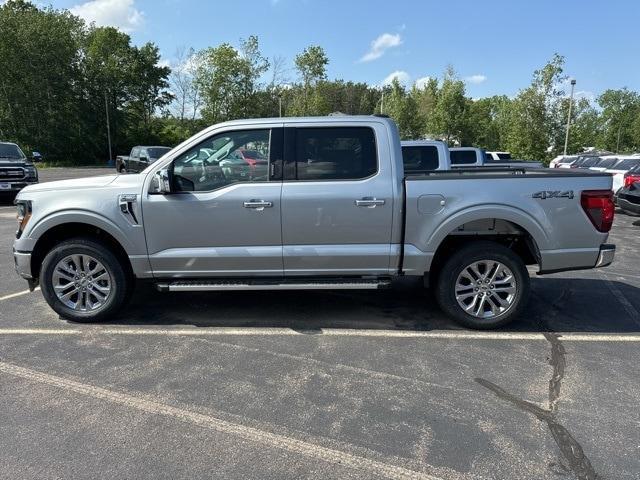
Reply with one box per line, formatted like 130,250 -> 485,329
13,116 -> 616,328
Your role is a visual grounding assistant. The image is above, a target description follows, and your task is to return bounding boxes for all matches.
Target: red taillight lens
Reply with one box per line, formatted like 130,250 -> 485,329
581,190 -> 614,233
623,174 -> 640,188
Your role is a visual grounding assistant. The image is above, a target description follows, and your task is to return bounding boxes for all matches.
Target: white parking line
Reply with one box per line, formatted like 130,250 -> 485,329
0,327 -> 638,342
0,361 -> 442,480
0,288 -> 39,302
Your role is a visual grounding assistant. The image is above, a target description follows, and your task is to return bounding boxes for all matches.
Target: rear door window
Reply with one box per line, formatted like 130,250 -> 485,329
291,127 -> 377,181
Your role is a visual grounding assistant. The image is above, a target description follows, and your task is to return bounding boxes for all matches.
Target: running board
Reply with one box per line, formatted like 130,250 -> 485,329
156,278 -> 391,292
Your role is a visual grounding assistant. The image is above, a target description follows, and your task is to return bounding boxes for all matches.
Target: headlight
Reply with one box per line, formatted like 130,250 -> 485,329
24,166 -> 37,179
15,200 -> 32,239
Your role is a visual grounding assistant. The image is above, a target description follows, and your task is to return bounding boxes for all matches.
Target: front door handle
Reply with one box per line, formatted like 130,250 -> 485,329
243,200 -> 273,210
355,197 -> 385,208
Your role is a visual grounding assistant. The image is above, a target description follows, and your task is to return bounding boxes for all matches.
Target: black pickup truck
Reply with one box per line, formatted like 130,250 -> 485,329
0,142 -> 39,199
115,146 -> 172,174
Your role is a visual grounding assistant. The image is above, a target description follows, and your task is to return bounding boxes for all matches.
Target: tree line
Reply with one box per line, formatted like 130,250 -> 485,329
1,0 -> 639,165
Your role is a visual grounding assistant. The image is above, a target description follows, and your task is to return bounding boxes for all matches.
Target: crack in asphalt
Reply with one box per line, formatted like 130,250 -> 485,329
475,286 -> 599,480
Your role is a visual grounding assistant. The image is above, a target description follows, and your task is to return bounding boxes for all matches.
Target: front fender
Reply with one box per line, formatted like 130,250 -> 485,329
24,209 -> 138,254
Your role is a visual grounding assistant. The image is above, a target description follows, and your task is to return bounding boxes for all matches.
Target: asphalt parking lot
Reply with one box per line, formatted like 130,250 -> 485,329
0,168 -> 639,480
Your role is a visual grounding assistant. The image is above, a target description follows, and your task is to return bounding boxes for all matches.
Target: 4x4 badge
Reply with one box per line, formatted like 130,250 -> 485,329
532,190 -> 574,200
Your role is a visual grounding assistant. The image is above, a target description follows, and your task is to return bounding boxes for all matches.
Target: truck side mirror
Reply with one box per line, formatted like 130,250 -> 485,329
139,156 -> 148,163
152,168 -> 171,194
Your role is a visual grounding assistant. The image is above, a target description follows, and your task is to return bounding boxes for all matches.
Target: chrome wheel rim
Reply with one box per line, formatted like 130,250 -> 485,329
52,254 -> 112,312
455,260 -> 517,319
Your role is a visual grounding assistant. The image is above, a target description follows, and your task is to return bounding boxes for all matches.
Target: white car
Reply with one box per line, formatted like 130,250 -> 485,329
604,157 -> 640,193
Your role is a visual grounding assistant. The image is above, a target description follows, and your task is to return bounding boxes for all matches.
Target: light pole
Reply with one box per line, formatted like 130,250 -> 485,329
563,78 -> 576,156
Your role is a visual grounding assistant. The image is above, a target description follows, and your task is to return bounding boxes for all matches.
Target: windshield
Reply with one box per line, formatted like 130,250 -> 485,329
0,143 -> 25,159
597,158 -> 618,169
612,158 -> 640,171
581,157 -> 601,167
559,156 -> 577,164
147,147 -> 171,158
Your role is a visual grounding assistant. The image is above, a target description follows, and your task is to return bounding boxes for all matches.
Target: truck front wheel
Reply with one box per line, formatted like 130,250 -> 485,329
40,237 -> 130,322
435,241 -> 530,329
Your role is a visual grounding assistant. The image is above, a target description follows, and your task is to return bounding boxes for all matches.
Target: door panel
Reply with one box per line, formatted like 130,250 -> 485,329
281,126 -> 394,276
143,183 -> 283,276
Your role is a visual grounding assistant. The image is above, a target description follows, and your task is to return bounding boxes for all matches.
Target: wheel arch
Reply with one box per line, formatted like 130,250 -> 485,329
425,206 -> 545,286
30,222 -> 133,281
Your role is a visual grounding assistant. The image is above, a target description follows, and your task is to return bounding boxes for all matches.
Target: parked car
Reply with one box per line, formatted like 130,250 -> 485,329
450,147 -> 544,168
13,116 -> 615,329
0,141 -> 39,198
116,146 -> 172,173
401,140 -> 451,172
616,164 -> 640,215
604,157 -> 640,193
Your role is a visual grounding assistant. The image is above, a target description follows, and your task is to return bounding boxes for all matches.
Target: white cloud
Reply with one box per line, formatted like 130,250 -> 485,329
465,74 -> 487,84
381,70 -> 410,87
70,0 -> 144,33
574,90 -> 595,102
414,76 -> 431,89
360,33 -> 402,63
157,58 -> 171,68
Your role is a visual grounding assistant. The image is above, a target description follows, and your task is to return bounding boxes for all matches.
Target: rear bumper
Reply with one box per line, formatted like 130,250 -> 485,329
13,249 -> 33,280
538,244 -> 615,274
595,244 -> 615,268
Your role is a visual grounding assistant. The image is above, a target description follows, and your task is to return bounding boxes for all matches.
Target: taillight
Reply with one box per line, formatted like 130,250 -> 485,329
580,190 -> 614,233
623,174 -> 640,188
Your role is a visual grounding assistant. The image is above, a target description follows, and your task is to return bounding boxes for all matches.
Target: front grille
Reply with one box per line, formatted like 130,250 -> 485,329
0,167 -> 25,181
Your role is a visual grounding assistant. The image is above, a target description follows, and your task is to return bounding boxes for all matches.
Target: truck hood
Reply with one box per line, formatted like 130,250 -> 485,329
20,174 -> 120,193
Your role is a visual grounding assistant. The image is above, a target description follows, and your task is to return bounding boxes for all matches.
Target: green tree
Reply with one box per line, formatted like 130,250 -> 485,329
597,88 -> 640,152
504,54 -> 567,162
292,45 -> 329,115
429,67 -> 468,144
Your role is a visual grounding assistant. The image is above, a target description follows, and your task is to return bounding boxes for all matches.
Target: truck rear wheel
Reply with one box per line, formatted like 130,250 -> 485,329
40,237 -> 130,322
435,241 -> 530,329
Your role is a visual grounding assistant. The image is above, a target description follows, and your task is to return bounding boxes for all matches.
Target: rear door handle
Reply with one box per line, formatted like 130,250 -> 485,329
243,200 -> 273,210
355,197 -> 385,208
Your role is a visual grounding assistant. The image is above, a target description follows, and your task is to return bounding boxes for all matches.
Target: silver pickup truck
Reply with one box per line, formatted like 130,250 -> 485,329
13,116 -> 616,328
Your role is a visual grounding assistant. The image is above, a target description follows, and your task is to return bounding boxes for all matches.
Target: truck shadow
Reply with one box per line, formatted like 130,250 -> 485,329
104,276 -> 640,334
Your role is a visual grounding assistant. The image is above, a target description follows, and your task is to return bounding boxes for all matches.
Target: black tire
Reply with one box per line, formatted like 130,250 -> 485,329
40,237 -> 130,322
435,241 -> 530,329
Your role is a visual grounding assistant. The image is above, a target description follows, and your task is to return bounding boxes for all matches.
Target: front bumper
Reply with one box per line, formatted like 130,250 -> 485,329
0,181 -> 38,192
13,249 -> 33,280
595,244 -> 615,268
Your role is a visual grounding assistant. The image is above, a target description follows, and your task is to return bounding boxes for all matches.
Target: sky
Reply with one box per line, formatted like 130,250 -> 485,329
42,0 -> 640,100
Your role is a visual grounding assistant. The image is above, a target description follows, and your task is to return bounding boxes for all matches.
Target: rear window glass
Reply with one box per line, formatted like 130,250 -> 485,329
497,153 -> 512,160
294,127 -> 377,181
450,150 -> 477,165
613,159 -> 640,171
402,146 -> 440,172
0,143 -> 24,159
